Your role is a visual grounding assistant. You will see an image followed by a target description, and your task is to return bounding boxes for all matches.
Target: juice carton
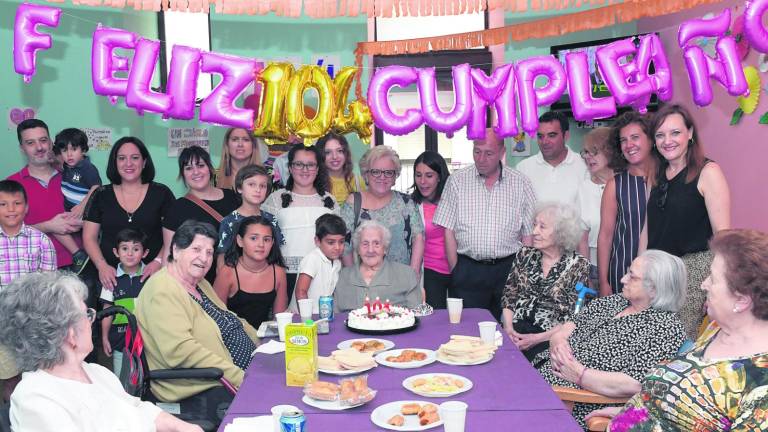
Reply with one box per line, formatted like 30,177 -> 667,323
285,321 -> 318,387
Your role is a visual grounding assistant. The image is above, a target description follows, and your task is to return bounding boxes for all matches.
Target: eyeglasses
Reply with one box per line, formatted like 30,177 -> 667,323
580,148 -> 599,158
656,180 -> 669,211
290,162 -> 318,171
367,169 -> 397,178
86,308 -> 96,323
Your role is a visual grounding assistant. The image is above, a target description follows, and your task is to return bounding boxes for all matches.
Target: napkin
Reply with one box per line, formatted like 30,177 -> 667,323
495,330 -> 504,347
253,339 -> 285,355
223,415 -> 272,432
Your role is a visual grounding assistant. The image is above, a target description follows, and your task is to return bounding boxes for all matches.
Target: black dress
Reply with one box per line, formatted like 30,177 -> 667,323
227,265 -> 277,330
84,182 -> 175,267
162,188 -> 239,283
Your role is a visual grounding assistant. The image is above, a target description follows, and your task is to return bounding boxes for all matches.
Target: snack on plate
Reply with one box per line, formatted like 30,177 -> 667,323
347,306 -> 415,331
350,339 -> 387,353
386,349 -> 428,363
387,415 -> 405,426
410,375 -> 465,394
395,403 -> 440,426
400,403 -> 421,415
318,348 -> 377,372
338,375 -> 376,406
436,335 -> 497,364
304,380 -> 340,401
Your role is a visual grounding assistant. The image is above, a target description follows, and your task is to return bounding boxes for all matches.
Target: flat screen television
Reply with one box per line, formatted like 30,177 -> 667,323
549,33 -> 660,116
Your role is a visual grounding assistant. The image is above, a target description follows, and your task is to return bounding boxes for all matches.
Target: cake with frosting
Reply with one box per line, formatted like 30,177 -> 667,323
347,305 -> 416,331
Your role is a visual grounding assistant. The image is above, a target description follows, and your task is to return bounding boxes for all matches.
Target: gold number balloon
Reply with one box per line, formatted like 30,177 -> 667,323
332,66 -> 373,144
254,62 -> 293,142
285,65 -> 335,144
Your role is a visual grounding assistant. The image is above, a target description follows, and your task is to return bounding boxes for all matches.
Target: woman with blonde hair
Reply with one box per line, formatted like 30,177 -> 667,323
215,128 -> 268,189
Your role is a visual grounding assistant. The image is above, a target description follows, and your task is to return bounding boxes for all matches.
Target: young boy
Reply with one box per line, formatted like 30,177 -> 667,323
0,179 -> 56,401
52,128 -> 102,273
218,164 -> 283,267
289,213 -> 346,314
99,228 -> 148,376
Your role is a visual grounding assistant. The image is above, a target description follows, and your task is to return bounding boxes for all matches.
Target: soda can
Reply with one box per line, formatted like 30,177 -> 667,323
280,410 -> 306,432
318,296 -> 334,322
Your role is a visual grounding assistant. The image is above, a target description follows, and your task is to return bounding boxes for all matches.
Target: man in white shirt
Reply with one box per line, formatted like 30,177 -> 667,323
517,111 -> 587,207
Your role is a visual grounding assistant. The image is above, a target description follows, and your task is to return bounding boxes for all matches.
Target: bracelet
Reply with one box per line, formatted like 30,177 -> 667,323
577,366 -> 588,387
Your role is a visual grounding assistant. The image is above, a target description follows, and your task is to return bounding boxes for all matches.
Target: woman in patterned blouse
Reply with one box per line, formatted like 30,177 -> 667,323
588,229 -> 768,431
501,202 -> 590,361
541,249 -> 687,429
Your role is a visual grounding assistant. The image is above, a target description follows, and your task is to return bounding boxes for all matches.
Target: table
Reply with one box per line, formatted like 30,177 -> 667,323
219,309 -> 580,431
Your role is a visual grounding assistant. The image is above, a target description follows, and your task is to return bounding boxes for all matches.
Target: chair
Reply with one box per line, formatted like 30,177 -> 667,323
97,306 -> 233,432
553,386 -> 628,431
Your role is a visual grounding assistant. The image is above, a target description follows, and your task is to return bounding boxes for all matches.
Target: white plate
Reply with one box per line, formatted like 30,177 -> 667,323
318,363 -> 376,375
435,352 -> 493,366
370,400 -> 443,431
402,373 -> 473,398
301,395 -> 369,411
337,338 -> 395,354
375,349 -> 436,369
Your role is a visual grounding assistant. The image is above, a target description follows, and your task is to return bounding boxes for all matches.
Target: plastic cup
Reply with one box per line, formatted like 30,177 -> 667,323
275,312 -> 293,342
298,299 -> 314,321
270,404 -> 299,432
478,321 -> 497,345
440,401 -> 468,432
447,298 -> 463,324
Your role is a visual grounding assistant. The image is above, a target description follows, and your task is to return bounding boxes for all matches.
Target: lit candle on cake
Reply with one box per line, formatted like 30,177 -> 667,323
384,299 -> 391,311
374,296 -> 382,311
364,296 -> 371,314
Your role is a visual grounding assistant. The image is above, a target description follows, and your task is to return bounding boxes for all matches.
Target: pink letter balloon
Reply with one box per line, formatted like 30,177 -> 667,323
468,64 -> 517,140
200,52 -> 259,128
744,0 -> 768,53
596,38 -> 653,110
565,52 -> 617,121
165,45 -> 202,120
516,56 -> 567,136
367,65 -> 423,136
125,39 -> 172,115
417,63 -> 472,137
91,26 -> 138,103
13,3 -> 62,83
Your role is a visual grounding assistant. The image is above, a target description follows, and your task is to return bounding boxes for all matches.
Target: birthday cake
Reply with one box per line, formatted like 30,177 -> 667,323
347,300 -> 416,331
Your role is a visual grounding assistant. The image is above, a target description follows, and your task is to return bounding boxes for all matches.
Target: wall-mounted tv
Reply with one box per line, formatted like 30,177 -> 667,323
549,33 -> 660,116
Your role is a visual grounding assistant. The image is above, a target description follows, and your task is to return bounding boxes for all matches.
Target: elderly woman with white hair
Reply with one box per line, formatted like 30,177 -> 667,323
502,202 -> 590,361
341,145 -> 424,276
334,220 -> 421,312
0,272 -> 202,432
542,249 -> 687,429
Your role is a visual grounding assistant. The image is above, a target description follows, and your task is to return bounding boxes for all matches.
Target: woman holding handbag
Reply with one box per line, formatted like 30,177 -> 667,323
162,146 -> 239,284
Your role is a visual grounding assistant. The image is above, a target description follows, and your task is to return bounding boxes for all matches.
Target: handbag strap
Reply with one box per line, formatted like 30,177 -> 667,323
184,192 -> 225,223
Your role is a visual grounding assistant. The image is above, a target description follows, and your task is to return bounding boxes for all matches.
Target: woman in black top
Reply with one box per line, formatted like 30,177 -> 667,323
84,137 -> 174,290
162,146 -> 239,284
213,215 -> 288,329
648,104 -> 731,339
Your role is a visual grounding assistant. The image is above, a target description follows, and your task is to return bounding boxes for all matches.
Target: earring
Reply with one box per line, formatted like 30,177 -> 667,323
733,305 -> 740,313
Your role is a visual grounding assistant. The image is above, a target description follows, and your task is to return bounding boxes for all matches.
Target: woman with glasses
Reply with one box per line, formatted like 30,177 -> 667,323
646,104 -> 731,339
597,112 -> 659,297
0,272 -> 203,432
340,146 -> 424,279
262,144 -> 338,298
576,128 -> 616,291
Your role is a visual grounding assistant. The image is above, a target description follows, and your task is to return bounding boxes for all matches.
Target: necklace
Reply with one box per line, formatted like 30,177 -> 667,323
116,185 -> 144,223
240,259 -> 269,274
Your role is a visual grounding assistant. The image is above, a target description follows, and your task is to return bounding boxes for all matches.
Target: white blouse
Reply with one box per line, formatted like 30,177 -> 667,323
576,177 -> 606,265
11,362 -> 162,432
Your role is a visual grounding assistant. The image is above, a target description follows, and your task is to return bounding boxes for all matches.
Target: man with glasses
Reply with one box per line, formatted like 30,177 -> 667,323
433,129 -> 536,320
517,111 -> 587,207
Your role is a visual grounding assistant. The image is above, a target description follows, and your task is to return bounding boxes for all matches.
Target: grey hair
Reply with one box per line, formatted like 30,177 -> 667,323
535,201 -> 583,252
639,249 -> 687,312
352,220 -> 392,261
168,219 -> 218,262
359,145 -> 402,177
0,272 -> 87,371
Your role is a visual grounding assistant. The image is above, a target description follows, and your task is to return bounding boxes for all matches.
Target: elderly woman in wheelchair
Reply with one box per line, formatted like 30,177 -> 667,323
0,271 -> 202,432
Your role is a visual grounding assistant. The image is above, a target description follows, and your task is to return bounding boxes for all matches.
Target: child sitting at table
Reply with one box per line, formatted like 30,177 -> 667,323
289,213 -> 346,314
99,228 -> 148,376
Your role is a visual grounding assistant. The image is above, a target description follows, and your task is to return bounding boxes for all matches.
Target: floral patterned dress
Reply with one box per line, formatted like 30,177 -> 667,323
609,322 -> 768,431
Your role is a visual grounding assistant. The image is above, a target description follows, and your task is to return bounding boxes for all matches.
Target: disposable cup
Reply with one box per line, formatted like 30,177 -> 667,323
440,400 -> 468,432
298,299 -> 314,321
275,312 -> 293,342
270,404 -> 299,432
478,321 -> 497,345
446,298 -> 463,324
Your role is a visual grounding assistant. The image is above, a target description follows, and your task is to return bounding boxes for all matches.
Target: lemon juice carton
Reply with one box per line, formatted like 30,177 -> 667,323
285,320 -> 318,386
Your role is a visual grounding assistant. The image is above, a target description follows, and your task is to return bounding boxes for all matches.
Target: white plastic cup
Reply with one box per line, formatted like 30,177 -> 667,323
298,298 -> 314,321
446,298 -> 463,324
478,321 -> 497,345
275,312 -> 293,342
270,404 -> 299,432
440,401 -> 468,432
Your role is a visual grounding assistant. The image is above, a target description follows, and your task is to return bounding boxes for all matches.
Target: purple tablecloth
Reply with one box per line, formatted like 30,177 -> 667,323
218,309 -> 580,431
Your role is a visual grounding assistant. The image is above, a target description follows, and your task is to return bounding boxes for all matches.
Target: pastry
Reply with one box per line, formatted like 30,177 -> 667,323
401,403 -> 421,415
387,415 -> 405,426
